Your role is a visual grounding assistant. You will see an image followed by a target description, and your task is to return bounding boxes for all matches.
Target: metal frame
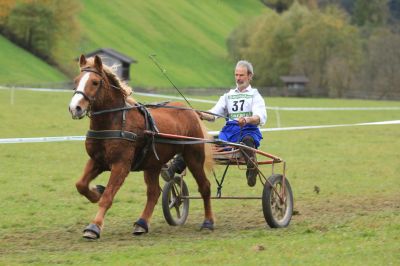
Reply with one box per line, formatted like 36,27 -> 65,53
153,134 -> 288,203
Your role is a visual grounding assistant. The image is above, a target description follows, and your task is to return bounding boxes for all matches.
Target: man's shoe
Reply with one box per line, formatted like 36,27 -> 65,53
246,158 -> 258,187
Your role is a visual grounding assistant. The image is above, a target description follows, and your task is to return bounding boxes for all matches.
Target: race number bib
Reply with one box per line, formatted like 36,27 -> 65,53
226,92 -> 253,120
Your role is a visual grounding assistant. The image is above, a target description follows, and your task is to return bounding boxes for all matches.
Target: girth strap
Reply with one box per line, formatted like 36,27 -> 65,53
86,130 -> 137,142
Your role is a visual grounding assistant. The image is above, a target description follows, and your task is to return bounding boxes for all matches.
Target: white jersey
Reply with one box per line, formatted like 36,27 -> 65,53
209,85 -> 267,126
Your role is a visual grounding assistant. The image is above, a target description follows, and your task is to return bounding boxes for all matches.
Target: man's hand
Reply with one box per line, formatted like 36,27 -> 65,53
196,111 -> 215,122
238,117 -> 247,127
196,111 -> 204,119
238,115 -> 260,127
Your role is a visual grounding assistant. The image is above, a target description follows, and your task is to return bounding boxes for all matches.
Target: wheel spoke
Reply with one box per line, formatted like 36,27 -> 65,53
171,184 -> 179,198
271,182 -> 288,221
168,195 -> 177,209
174,204 -> 181,218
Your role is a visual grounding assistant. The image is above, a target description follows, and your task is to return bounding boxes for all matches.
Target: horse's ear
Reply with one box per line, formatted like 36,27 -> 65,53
94,55 -> 103,72
79,54 -> 87,67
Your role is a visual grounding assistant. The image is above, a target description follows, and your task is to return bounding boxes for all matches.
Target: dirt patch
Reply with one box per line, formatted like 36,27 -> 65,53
292,194 -> 400,223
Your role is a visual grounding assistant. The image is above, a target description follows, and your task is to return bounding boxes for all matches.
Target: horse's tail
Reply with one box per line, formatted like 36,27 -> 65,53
197,115 -> 214,173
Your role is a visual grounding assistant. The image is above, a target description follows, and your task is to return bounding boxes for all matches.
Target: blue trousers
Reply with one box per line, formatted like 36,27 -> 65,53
218,121 -> 263,148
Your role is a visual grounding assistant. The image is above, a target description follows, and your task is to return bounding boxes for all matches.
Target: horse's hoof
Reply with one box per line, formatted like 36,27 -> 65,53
200,219 -> 214,231
133,218 -> 149,235
96,185 -> 106,195
83,223 -> 101,240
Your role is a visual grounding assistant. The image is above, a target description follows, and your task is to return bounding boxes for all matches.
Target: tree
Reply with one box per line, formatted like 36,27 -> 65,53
46,0 -> 81,74
2,0 -> 81,74
359,28 -> 400,99
5,2 -> 55,58
243,12 -> 285,85
352,0 -> 389,27
292,6 -> 361,96
0,0 -> 16,28
228,3 -> 312,87
228,3 -> 362,96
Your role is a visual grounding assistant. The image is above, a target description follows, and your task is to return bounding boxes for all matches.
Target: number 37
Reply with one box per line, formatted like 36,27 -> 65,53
232,100 -> 245,111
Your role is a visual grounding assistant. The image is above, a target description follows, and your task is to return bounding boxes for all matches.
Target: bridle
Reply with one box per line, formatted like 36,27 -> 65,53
73,68 -> 104,103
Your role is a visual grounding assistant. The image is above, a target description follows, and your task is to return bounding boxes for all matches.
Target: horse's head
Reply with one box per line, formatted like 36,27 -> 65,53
69,54 -> 106,119
69,54 -> 134,119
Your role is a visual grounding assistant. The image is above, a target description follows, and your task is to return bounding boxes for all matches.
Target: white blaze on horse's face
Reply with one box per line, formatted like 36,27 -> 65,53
69,72 -> 90,119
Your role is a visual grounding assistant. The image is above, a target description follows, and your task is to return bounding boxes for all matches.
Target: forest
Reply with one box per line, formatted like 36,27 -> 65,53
232,0 -> 400,99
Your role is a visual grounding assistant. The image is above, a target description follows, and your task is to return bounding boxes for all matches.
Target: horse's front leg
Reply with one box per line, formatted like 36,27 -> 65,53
75,159 -> 104,203
133,168 -> 161,235
82,161 -> 130,239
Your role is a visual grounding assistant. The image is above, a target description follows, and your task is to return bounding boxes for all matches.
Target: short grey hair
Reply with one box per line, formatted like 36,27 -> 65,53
236,60 -> 254,75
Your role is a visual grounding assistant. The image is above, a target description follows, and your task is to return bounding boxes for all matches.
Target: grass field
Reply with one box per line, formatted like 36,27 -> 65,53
0,36 -> 68,86
0,1 -> 266,88
0,89 -> 399,265
78,0 -> 266,88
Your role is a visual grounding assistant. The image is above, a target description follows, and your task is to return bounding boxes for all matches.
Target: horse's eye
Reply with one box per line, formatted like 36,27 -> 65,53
92,80 -> 99,86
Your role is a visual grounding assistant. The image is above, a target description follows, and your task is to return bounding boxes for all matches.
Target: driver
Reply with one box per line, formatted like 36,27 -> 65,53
161,60 -> 267,187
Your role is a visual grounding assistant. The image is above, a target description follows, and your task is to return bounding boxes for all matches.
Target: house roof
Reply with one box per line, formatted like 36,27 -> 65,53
280,75 -> 309,84
85,48 -> 137,64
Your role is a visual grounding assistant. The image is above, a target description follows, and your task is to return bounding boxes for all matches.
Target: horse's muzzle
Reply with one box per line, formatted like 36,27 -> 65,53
69,105 -> 86,119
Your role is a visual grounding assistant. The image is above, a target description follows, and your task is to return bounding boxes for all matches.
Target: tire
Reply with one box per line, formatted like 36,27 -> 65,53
262,174 -> 293,228
162,176 -> 190,226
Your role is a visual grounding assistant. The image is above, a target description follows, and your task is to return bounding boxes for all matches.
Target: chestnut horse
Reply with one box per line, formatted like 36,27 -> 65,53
69,55 -> 214,239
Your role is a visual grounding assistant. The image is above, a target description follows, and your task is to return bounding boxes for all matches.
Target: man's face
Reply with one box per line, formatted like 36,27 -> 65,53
235,66 -> 252,90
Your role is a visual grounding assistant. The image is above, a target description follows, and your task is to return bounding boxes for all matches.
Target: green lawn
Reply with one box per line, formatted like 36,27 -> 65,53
0,35 -> 68,86
0,89 -> 399,265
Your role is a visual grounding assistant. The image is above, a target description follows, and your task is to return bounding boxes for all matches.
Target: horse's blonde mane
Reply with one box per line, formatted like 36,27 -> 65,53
83,57 -> 136,103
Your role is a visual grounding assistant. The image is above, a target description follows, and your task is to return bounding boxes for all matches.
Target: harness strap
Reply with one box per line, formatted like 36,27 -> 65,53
137,104 -> 160,161
138,104 -> 159,133
129,104 -> 161,170
86,130 -> 137,142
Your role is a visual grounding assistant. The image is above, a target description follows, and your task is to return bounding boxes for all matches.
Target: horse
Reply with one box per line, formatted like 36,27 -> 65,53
68,54 -> 214,239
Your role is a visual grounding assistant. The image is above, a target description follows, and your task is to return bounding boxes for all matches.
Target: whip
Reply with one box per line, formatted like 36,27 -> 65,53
149,54 -> 194,109
149,54 -> 230,121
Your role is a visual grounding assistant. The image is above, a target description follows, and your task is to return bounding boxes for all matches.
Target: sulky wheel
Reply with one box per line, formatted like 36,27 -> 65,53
262,174 -> 293,228
162,176 -> 190,226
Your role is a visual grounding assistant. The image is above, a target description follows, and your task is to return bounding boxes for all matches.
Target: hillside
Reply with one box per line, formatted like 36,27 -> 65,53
0,1 -> 266,88
78,0 -> 267,88
0,35 -> 68,86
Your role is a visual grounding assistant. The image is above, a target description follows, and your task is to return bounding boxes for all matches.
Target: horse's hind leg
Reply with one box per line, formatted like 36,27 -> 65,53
133,168 -> 161,235
184,151 -> 214,230
75,159 -> 104,203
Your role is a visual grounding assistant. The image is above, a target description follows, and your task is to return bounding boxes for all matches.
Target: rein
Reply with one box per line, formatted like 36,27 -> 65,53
76,66 -> 229,120
89,103 -> 229,120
